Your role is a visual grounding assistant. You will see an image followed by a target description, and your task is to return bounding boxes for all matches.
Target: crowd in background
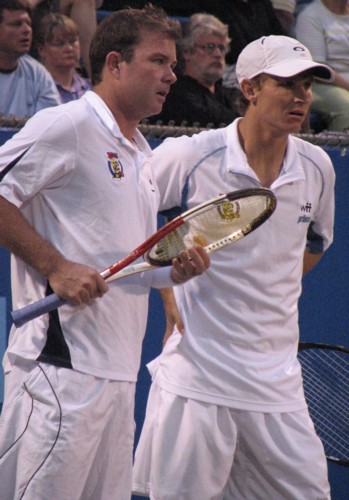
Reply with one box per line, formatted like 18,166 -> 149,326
0,3 -> 345,499
1,0 -> 349,132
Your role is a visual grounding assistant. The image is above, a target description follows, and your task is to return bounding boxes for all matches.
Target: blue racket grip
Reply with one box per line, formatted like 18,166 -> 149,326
11,293 -> 67,327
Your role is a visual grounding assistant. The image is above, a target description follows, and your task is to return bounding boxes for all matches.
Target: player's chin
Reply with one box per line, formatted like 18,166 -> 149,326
288,123 -> 303,134
286,115 -> 306,132
148,102 -> 164,117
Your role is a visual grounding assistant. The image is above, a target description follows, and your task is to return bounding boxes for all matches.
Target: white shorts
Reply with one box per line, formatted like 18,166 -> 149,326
0,359 -> 136,500
133,379 -> 330,500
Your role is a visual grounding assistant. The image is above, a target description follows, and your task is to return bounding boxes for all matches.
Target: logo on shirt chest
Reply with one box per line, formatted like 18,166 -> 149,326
298,202 -> 312,223
107,152 -> 124,180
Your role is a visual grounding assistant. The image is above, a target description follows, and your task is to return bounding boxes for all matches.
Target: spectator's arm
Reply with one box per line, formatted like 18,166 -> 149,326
35,67 -> 62,112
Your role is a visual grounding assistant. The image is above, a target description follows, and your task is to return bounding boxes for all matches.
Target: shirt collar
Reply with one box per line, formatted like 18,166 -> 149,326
82,90 -> 152,156
226,118 -> 305,184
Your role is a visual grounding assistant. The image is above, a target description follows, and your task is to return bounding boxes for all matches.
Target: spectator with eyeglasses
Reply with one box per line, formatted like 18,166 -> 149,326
146,13 -> 241,128
35,13 -> 92,103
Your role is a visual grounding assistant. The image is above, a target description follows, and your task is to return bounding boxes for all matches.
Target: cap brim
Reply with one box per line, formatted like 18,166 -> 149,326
262,59 -> 334,82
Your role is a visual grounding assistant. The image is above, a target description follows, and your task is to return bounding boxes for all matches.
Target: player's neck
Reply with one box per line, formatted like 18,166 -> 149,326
238,118 -> 288,187
93,87 -> 139,141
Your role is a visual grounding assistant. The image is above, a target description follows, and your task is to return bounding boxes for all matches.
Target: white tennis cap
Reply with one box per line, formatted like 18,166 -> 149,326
236,35 -> 334,86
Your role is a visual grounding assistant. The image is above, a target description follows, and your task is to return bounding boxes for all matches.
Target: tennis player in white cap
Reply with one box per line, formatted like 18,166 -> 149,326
132,35 -> 335,499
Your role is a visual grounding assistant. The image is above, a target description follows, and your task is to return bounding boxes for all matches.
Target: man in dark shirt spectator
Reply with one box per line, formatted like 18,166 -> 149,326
147,13 -> 240,128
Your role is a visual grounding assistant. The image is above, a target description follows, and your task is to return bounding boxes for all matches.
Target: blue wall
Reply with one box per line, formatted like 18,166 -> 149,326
0,129 -> 348,498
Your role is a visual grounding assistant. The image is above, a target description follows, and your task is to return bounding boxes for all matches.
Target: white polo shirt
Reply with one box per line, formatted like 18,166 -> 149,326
0,91 -> 173,381
152,118 -> 335,412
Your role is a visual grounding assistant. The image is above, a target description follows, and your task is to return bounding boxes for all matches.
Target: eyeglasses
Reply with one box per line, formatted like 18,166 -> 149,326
194,43 -> 228,55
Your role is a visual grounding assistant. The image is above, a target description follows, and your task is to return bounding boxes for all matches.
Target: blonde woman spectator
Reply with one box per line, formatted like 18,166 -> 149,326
36,13 -> 92,102
28,0 -> 98,77
295,0 -> 349,132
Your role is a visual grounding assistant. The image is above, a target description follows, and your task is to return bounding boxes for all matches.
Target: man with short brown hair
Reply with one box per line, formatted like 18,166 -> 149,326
0,0 -> 60,118
0,5 -> 209,499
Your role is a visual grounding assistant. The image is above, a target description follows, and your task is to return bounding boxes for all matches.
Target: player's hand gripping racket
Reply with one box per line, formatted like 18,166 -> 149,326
298,342 -> 349,466
11,188 -> 276,327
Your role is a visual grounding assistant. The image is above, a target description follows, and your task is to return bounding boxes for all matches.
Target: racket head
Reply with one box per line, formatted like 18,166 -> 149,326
298,342 -> 349,466
145,188 -> 276,266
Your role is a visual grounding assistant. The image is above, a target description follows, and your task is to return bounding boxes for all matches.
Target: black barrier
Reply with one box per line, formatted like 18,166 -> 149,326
0,127 -> 348,499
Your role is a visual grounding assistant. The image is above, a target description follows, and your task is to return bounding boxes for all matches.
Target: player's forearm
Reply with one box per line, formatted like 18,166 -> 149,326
303,249 -> 323,276
0,195 -> 65,279
160,287 -> 184,345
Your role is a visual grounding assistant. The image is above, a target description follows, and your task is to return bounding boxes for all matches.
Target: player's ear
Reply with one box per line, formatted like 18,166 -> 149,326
240,79 -> 258,104
106,51 -> 122,78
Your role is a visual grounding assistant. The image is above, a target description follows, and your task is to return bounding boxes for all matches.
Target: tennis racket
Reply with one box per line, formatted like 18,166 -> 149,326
298,342 -> 349,466
11,187 -> 276,327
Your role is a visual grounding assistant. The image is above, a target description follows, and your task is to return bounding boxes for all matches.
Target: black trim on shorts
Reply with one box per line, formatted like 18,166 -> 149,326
37,283 -> 73,369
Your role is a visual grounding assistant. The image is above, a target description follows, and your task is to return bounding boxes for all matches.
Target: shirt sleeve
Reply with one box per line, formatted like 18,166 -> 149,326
151,135 -> 197,212
34,67 -> 62,111
0,111 -> 77,207
306,148 -> 335,254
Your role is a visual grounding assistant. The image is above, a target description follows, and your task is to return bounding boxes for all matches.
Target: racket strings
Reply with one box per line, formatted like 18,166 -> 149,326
299,348 -> 349,464
147,195 -> 272,265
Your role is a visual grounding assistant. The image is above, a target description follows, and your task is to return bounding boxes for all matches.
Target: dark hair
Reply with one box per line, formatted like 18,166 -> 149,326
0,0 -> 31,22
90,3 -> 181,85
35,13 -> 79,47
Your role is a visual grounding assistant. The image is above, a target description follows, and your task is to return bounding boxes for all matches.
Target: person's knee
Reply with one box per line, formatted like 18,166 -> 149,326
328,111 -> 349,132
312,87 -> 349,131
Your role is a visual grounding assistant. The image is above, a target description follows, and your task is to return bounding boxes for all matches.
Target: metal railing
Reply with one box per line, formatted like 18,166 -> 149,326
2,116 -> 349,154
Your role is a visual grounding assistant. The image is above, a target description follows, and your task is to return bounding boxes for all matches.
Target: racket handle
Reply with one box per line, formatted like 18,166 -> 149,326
11,293 -> 67,327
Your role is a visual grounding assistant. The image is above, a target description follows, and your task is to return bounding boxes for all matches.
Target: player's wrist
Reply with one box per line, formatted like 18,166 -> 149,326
170,268 -> 189,284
